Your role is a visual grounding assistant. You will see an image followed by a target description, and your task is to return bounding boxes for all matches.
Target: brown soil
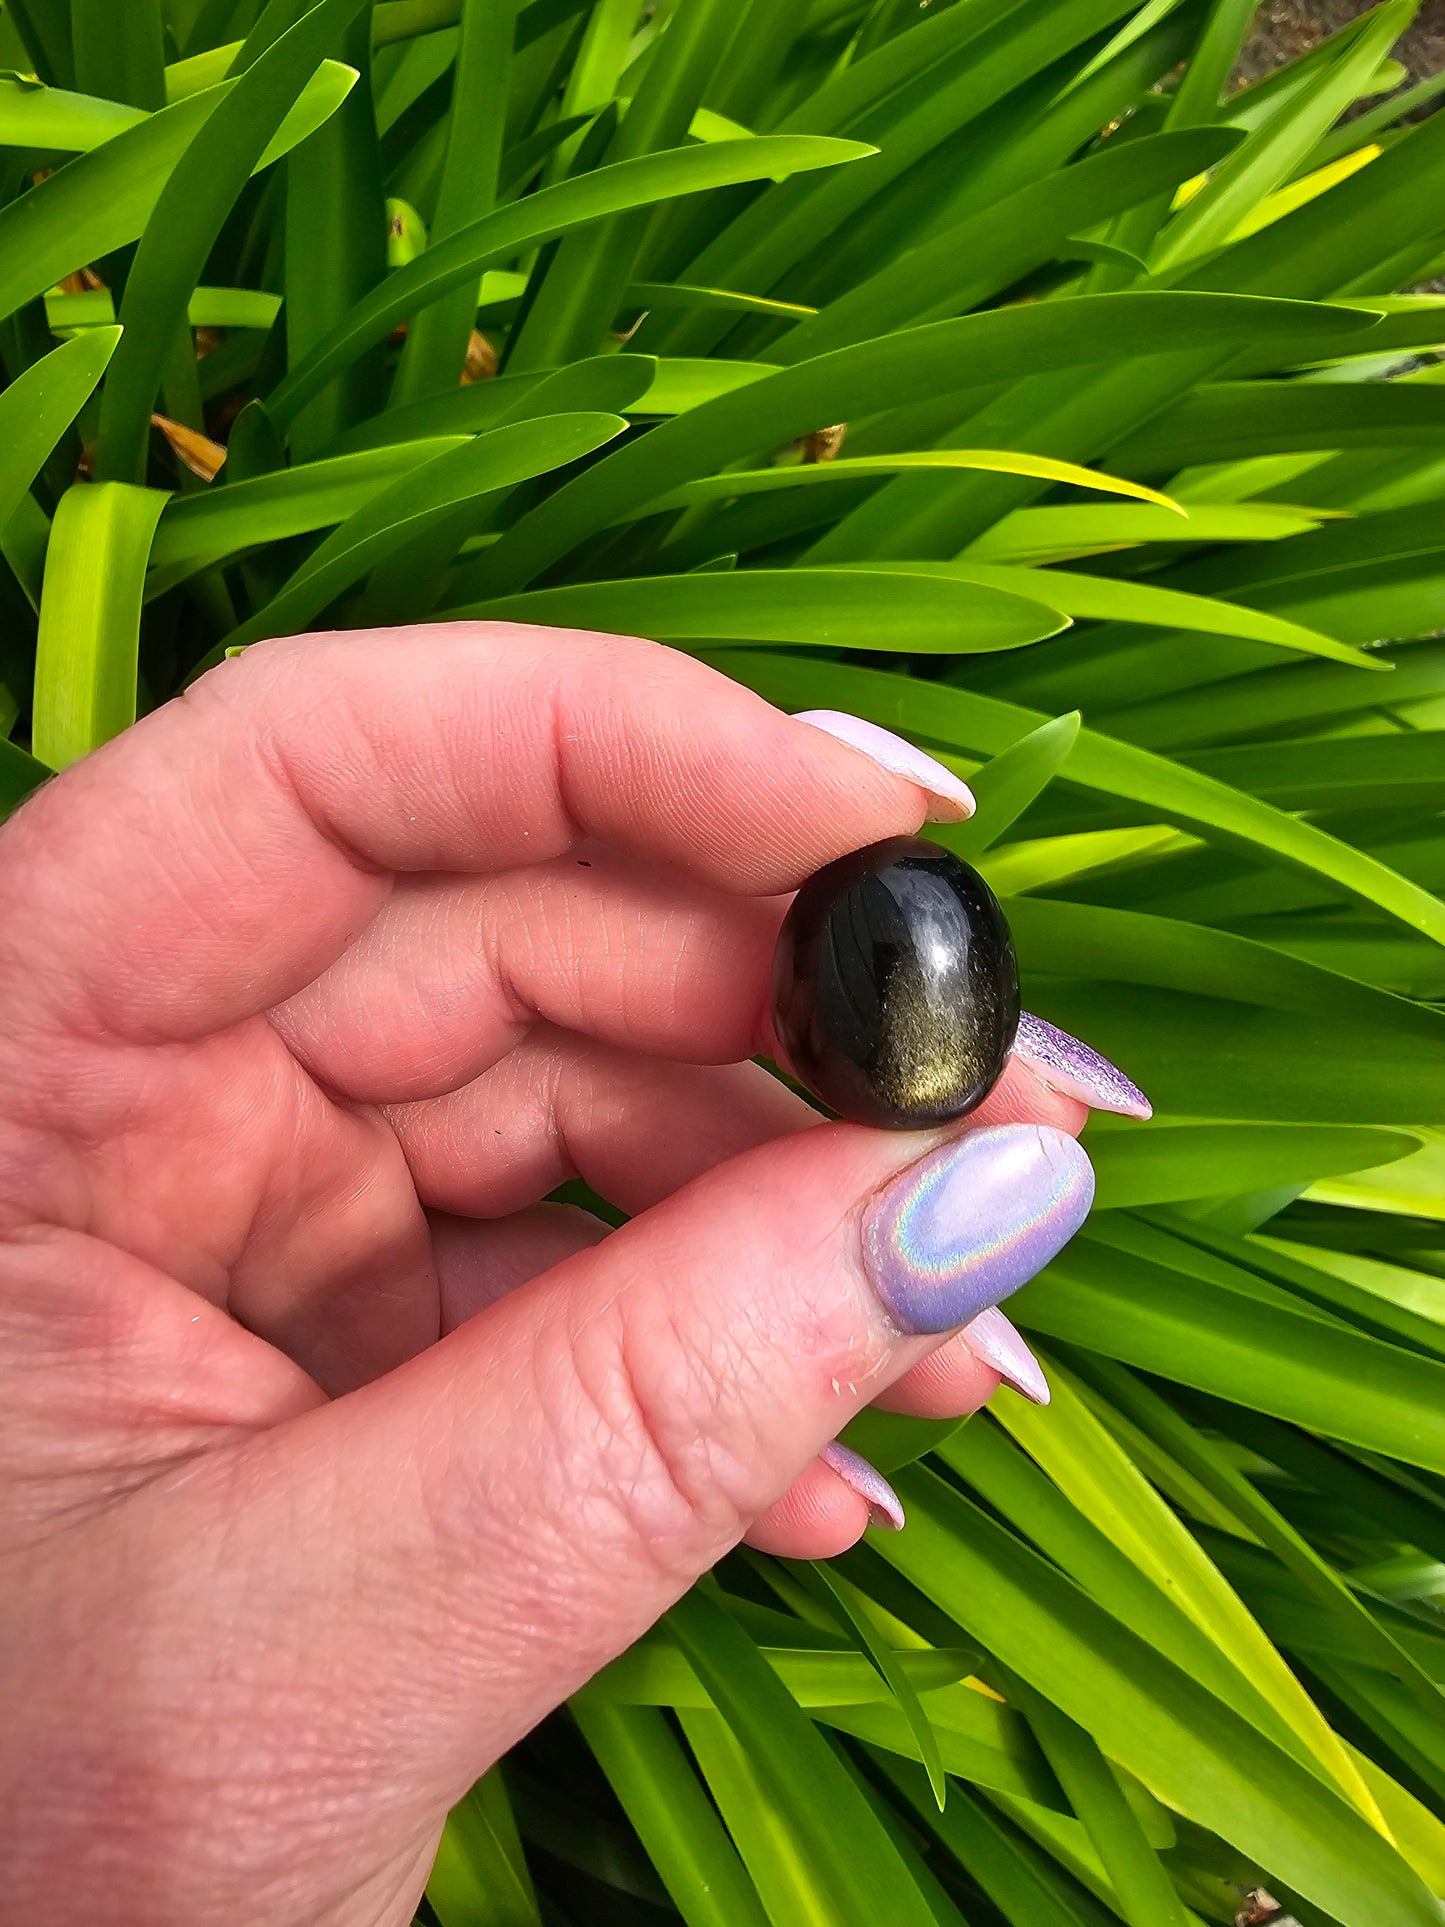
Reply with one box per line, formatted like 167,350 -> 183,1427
1232,0 -> 1445,109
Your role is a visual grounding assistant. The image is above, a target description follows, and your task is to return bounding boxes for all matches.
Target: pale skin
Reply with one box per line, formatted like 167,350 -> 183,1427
0,624 -> 1085,1925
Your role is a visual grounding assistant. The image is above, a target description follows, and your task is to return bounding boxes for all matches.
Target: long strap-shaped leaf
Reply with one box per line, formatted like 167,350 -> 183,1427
389,0 -> 515,404
94,0 -> 371,483
840,556 -> 1382,668
0,741 -> 49,818
706,652 -> 1445,945
32,482 -> 167,769
263,134 -> 877,426
878,1464 -> 1442,1927
573,1701 -> 770,1927
0,329 -> 121,539
631,448 -> 1181,518
426,1769 -> 541,1927
0,62 -> 357,327
993,1363 -> 1386,1823
457,568 -> 1069,654
468,292 -> 1378,595
213,412 -> 627,656
667,1586 -> 943,1927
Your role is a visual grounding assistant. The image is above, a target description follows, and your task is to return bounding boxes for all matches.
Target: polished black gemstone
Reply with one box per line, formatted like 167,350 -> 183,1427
772,836 -> 1020,1130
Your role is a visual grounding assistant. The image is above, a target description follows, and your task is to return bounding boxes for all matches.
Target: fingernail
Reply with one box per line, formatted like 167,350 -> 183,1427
821,1441 -> 905,1530
794,709 -> 976,822
862,1124 -> 1094,1335
961,1307 -> 1050,1405
1012,1011 -> 1152,1121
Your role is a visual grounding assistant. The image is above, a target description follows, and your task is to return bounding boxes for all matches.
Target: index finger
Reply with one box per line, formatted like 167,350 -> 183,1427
1,623 -> 944,1044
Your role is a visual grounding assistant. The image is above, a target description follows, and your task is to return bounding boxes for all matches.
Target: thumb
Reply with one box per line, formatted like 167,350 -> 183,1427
269,1117 -> 1091,1795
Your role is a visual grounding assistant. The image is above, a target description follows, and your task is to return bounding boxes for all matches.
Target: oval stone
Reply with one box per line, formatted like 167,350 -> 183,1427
772,836 -> 1020,1130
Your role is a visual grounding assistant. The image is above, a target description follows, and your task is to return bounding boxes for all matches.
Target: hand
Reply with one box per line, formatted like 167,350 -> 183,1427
0,625 -> 1109,1925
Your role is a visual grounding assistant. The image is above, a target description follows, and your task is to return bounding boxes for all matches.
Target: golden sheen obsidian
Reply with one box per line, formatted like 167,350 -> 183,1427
772,836 -> 1020,1130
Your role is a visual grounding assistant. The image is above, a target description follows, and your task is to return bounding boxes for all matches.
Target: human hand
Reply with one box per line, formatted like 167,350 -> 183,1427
0,625 -> 1135,1924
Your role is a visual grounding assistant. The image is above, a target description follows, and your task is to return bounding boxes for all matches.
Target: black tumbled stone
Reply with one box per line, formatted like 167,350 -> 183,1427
771,836 -> 1020,1130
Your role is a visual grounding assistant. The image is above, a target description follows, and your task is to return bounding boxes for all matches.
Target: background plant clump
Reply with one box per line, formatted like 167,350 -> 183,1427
2,0 -> 1445,1921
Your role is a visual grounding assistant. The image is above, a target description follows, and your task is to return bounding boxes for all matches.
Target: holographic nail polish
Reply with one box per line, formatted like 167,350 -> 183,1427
794,710 -> 976,822
861,1124 -> 1094,1335
1012,1011 -> 1152,1121
821,1441 -> 905,1531
961,1307 -> 1050,1405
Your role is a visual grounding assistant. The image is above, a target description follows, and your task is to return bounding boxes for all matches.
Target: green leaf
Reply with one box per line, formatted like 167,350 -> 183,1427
583,1634 -> 976,1708
265,136 -> 877,425
0,59 -> 359,325
1184,733 -> 1445,812
0,739 -> 49,818
873,1759 -> 1107,1927
1067,1355 -> 1445,1737
964,500 -> 1333,563
428,1769 -> 542,1927
1088,1122 -> 1419,1208
774,127 -> 1241,363
389,0 -> 514,404
455,567 -> 1070,652
1017,1227 -> 1445,1476
0,327 -> 119,536
805,1563 -> 948,1810
476,293 -> 1378,594
705,654 -> 1445,945
94,0 -> 371,482
217,411 -> 627,653
666,1587 -> 944,1927
993,1359 -> 1387,1823
326,354 -> 657,454
282,9 -> 387,456
149,437 -> 471,576
853,557 -> 1386,669
1110,380 -> 1445,472
632,448 -> 1183,519
878,1465 -> 1442,1926
573,1702 -> 770,1927
0,71 -> 145,147
71,0 -> 163,112
32,482 -> 167,769
945,712 -> 1080,858
1010,1677 -> 1192,1927
1153,0 -> 1411,275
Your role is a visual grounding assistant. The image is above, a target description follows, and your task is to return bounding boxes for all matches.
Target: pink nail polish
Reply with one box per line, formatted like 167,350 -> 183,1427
794,710 -> 976,823
1012,1011 -> 1152,1120
961,1307 -> 1050,1405
821,1442 -> 905,1530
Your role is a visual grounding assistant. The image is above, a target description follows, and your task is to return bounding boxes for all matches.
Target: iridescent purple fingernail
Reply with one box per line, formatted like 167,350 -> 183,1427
862,1124 -> 1094,1335
793,710 -> 976,822
1012,1011 -> 1152,1121
961,1307 -> 1050,1405
821,1442 -> 905,1530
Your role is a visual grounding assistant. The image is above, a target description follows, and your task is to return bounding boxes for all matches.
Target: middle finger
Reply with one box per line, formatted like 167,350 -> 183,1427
271,850 -> 786,1104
